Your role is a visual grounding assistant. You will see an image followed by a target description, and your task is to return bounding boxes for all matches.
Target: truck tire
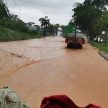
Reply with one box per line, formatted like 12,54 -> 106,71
79,44 -> 82,49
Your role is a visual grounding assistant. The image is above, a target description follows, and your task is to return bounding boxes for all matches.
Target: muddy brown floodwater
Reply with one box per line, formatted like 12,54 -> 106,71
0,36 -> 108,108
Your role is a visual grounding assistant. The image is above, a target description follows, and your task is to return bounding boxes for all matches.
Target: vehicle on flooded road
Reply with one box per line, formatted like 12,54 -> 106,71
63,25 -> 85,49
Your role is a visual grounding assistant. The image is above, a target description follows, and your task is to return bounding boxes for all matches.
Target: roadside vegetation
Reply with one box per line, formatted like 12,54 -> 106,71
0,28 -> 42,41
90,41 -> 108,53
73,0 -> 108,39
0,0 -> 59,41
67,0 -> 108,52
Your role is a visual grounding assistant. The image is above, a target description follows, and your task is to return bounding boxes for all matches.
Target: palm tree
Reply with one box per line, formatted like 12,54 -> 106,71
39,16 -> 50,36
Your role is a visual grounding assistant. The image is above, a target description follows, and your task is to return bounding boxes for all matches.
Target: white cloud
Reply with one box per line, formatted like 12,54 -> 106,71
6,0 -> 84,25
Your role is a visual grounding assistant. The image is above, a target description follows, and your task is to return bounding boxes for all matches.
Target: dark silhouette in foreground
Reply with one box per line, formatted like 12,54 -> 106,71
40,95 -> 100,108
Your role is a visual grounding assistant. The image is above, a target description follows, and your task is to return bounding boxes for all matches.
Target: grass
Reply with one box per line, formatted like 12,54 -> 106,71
0,28 -> 42,41
90,41 -> 108,53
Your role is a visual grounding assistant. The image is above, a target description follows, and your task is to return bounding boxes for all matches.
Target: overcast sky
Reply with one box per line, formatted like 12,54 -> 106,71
5,0 -> 84,25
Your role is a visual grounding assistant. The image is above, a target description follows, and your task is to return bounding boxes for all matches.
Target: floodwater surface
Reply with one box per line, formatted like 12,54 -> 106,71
0,36 -> 108,108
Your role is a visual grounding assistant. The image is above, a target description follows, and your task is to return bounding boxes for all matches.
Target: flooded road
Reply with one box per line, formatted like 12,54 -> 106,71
0,36 -> 108,108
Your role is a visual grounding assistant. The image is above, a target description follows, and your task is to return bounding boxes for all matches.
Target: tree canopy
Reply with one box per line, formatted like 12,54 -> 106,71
73,0 -> 108,40
0,0 -> 10,19
39,16 -> 50,36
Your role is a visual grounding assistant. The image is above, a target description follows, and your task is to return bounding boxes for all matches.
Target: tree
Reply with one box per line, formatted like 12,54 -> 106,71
0,0 -> 10,27
0,0 -> 10,19
26,22 -> 35,28
68,19 -> 75,26
10,14 -> 19,21
39,16 -> 50,36
73,1 -> 102,40
84,0 -> 108,9
73,0 -> 108,40
91,0 -> 108,10
53,24 -> 60,35
96,11 -> 108,34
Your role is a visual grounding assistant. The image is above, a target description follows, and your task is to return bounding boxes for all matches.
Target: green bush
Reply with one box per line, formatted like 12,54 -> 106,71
91,41 -> 108,52
0,28 -> 42,41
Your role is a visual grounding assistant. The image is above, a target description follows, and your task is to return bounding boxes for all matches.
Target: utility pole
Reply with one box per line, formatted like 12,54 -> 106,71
74,15 -> 77,40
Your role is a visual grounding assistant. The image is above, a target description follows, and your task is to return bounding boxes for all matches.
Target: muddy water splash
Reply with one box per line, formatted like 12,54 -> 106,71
0,37 -> 108,108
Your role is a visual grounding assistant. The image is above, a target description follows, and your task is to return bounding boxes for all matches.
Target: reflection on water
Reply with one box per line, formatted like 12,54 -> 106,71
0,36 -> 108,108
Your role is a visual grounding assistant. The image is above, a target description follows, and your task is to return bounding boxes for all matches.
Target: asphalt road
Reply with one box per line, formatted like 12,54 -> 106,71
0,36 -> 108,108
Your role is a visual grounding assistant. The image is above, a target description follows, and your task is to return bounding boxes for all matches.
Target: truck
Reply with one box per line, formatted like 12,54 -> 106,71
63,25 -> 85,49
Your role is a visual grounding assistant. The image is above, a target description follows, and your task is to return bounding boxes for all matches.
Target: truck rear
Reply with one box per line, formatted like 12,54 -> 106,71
63,25 -> 85,49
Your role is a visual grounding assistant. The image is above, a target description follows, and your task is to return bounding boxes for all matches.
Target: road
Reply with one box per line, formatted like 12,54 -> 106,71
0,36 -> 108,108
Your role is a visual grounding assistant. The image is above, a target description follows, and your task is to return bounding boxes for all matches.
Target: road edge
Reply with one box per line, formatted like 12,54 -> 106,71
99,51 -> 108,61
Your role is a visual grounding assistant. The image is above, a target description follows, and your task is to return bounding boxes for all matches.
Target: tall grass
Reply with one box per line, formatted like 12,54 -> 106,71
0,28 -> 42,41
91,41 -> 108,53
